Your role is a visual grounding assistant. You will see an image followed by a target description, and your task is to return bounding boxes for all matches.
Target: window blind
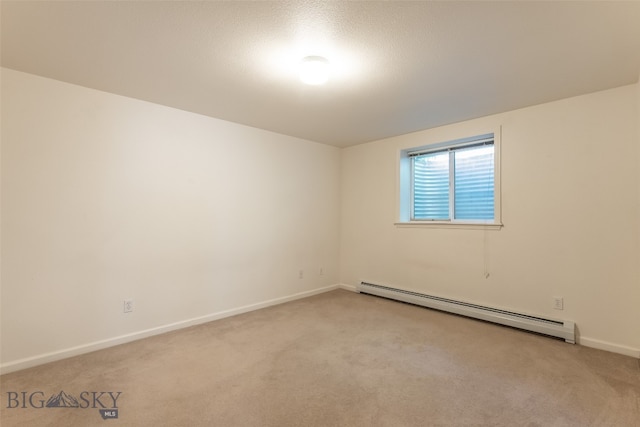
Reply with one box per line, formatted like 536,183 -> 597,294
454,145 -> 494,220
411,140 -> 494,221
413,151 -> 449,220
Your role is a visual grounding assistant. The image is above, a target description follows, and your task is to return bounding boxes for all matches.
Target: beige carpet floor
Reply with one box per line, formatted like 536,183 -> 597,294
1,289 -> 639,426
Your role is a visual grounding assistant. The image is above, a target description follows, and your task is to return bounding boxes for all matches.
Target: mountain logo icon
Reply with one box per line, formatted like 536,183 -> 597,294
45,391 -> 80,408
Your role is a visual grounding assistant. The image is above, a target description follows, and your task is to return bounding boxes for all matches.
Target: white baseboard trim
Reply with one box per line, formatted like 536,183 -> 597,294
337,283 -> 358,292
0,284 -> 341,375
578,337 -> 640,359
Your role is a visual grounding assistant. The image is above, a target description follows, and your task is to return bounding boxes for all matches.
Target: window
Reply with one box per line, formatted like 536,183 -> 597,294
397,132 -> 501,228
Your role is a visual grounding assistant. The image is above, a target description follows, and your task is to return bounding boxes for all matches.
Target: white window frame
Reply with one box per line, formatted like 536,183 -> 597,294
396,128 -> 502,230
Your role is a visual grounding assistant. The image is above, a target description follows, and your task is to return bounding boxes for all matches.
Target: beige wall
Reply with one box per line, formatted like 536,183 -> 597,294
2,67 -> 639,372
1,69 -> 341,371
340,83 -> 640,356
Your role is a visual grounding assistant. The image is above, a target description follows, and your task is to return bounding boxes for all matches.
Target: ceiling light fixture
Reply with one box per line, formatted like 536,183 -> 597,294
299,56 -> 330,85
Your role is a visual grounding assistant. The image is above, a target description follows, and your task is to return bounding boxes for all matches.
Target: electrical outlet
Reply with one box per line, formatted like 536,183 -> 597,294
123,299 -> 134,313
319,267 -> 324,276
553,297 -> 564,310
298,270 -> 304,279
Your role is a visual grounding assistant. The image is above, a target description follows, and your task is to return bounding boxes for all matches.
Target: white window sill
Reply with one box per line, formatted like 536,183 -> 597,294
394,221 -> 503,230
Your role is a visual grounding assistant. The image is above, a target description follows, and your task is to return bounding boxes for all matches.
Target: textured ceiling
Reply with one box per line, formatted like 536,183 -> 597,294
2,1 -> 640,147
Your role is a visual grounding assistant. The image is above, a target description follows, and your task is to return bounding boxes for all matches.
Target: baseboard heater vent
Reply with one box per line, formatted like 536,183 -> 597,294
358,282 -> 575,344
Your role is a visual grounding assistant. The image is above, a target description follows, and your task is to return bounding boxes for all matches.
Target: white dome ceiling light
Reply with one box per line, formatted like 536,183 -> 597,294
299,56 -> 330,85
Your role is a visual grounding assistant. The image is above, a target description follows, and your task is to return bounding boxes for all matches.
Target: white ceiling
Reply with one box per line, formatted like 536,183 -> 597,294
2,1 -> 640,148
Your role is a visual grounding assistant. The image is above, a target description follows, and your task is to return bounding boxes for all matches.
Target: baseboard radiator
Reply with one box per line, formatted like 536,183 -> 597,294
358,282 -> 575,344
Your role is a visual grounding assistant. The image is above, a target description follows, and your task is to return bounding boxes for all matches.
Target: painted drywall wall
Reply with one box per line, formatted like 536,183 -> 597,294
1,68 -> 341,370
340,83 -> 640,357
